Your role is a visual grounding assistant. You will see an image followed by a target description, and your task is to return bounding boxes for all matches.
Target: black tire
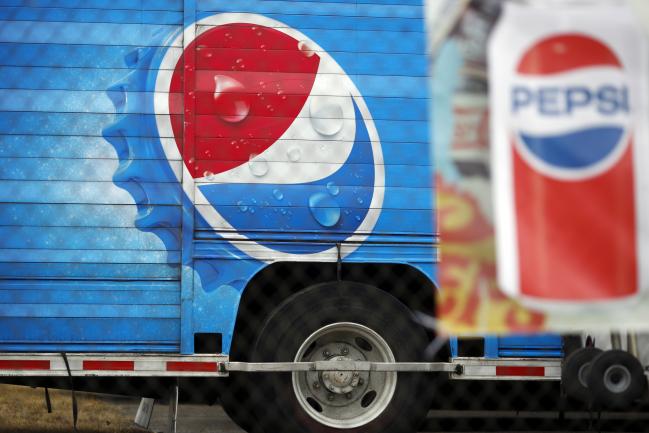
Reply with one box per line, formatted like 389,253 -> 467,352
562,347 -> 602,402
219,317 -> 269,432
251,281 -> 432,433
587,350 -> 646,409
218,373 -> 262,432
562,335 -> 583,358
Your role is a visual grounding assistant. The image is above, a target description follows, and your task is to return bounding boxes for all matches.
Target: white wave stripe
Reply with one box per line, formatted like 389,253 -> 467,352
203,71 -> 355,184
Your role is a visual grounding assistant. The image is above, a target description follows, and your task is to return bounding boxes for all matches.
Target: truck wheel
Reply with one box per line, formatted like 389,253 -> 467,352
587,350 -> 646,409
562,347 -> 602,402
219,316 -> 269,431
252,281 -> 432,433
218,374 -> 260,432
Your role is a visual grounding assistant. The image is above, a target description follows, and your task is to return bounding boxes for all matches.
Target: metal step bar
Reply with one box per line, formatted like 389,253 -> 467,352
0,353 -> 563,381
451,357 -> 562,380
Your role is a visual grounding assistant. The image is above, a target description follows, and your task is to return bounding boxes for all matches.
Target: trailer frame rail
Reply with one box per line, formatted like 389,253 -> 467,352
0,353 -> 563,381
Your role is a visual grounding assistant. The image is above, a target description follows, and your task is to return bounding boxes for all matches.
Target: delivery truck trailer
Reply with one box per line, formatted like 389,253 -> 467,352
0,1 -> 646,432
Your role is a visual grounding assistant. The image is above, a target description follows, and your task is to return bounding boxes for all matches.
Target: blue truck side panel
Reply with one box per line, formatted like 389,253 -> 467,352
0,0 -> 434,353
449,335 -> 564,359
0,0 -> 561,358
0,1 -> 185,352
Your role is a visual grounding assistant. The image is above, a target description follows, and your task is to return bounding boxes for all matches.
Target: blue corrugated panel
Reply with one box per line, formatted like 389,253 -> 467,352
0,0 -> 435,356
0,2 -> 183,352
498,335 -> 564,358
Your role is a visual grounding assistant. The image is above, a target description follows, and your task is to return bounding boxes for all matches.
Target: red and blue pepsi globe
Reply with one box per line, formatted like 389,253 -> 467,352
153,14 -> 385,260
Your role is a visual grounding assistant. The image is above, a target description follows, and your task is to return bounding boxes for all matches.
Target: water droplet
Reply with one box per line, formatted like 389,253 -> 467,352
188,157 -> 196,164
287,147 -> 301,162
237,200 -> 248,213
203,170 -> 213,178
308,193 -> 341,227
213,75 -> 250,123
326,182 -> 339,196
273,189 -> 284,200
280,208 -> 287,215
357,197 -> 364,204
235,58 -> 243,64
249,207 -> 255,214
298,40 -> 315,57
248,154 -> 269,177
355,215 -> 362,222
310,97 -> 344,136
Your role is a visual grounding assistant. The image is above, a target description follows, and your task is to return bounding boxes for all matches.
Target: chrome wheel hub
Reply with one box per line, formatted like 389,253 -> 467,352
322,355 -> 362,394
603,364 -> 632,394
292,322 -> 397,429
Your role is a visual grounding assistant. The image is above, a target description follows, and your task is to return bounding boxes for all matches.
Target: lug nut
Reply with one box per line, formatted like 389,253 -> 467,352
323,373 -> 329,380
358,378 -> 364,386
341,347 -> 349,355
313,382 -> 320,390
327,393 -> 335,401
323,350 -> 330,357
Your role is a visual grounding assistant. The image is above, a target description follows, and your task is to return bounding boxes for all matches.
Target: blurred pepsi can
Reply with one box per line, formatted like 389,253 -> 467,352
489,0 -> 649,306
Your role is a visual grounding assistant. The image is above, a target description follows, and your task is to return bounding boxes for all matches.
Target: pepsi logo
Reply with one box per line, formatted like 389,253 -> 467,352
154,13 -> 384,261
510,33 -> 631,180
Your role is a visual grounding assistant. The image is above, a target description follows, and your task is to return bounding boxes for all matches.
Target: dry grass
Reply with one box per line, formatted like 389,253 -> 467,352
0,384 -> 145,433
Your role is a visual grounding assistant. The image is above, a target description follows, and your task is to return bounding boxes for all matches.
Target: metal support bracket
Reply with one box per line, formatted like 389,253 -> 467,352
167,380 -> 179,433
134,398 -> 156,430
